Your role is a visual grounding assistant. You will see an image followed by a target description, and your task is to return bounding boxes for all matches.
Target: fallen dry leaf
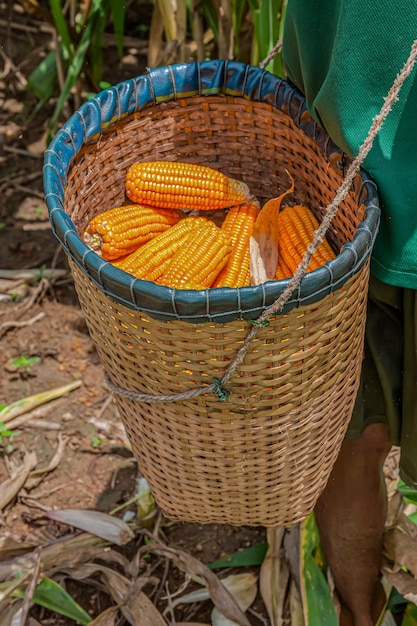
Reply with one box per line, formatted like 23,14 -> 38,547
260,526 -> 288,626
29,432 -> 68,477
0,534 -> 109,582
88,605 -> 120,626
126,590 -> 167,626
289,579 -> 305,626
142,543 -> 251,626
47,509 -> 134,546
169,573 -> 257,610
0,450 -> 37,510
55,562 -> 131,601
211,573 -> 258,625
381,559 -> 417,604
0,381 -> 82,424
383,512 -> 417,578
48,562 -> 167,626
0,536 -> 39,561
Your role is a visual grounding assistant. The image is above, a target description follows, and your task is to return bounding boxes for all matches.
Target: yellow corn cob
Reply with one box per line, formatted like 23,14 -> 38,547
158,220 -> 232,289
125,161 -> 252,211
212,201 -> 260,288
176,283 -> 210,290
275,205 -> 336,277
83,204 -> 180,260
114,217 -> 210,281
275,255 -> 293,280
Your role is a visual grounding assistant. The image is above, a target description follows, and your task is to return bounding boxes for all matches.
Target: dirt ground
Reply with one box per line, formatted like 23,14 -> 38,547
0,4 -> 271,624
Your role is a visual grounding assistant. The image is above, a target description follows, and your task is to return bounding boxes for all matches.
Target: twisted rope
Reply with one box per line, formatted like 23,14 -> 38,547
106,39 -> 417,404
259,38 -> 283,70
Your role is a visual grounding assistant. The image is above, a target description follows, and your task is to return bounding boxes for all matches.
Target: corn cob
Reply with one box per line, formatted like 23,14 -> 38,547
158,219 -> 232,289
83,204 -> 180,260
274,205 -> 336,277
275,255 -> 294,280
125,161 -> 252,211
212,201 -> 260,288
114,217 -> 210,282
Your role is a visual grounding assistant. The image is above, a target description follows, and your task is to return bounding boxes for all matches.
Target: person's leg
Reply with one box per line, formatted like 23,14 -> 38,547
314,423 -> 391,626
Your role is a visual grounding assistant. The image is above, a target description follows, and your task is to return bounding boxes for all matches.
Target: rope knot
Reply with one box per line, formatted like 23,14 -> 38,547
213,377 -> 230,401
249,318 -> 270,328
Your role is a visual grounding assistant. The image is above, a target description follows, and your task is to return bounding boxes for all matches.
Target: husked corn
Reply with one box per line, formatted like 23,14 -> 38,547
212,201 -> 260,288
275,205 -> 336,278
126,161 -> 252,211
157,219 -> 232,289
83,204 -> 180,260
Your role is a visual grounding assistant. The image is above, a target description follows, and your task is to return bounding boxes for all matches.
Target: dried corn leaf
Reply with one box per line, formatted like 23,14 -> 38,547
126,590 -> 167,626
168,573 -> 257,609
381,564 -> 417,604
52,562 -> 130,609
211,573 -> 258,625
259,526 -> 287,626
0,600 -> 23,626
88,606 -> 120,626
385,490 -> 405,528
289,579 -> 305,626
0,537 -> 39,561
29,433 -> 68,478
0,451 -> 37,510
250,173 -> 295,284
47,509 -> 134,545
383,512 -> 417,577
49,563 -> 166,626
136,477 -> 155,521
0,534 -> 108,582
0,381 -> 81,424
142,544 -> 251,626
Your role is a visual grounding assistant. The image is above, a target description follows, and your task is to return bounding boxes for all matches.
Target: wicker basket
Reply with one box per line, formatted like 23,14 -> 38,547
44,60 -> 380,527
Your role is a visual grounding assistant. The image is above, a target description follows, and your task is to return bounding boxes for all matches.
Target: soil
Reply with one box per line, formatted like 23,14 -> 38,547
0,4 -> 269,624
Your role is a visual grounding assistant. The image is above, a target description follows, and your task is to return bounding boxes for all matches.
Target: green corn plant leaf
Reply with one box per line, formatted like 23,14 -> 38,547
110,0 -> 126,60
200,0 -> 219,42
232,0 -> 247,35
27,50 -> 59,102
208,542 -> 268,569
398,480 -> 417,506
88,1 -> 107,87
48,17 -> 95,141
401,602 -> 417,626
299,513 -> 338,626
15,577 -> 91,625
247,0 -> 286,77
49,0 -> 73,61
388,587 -> 408,613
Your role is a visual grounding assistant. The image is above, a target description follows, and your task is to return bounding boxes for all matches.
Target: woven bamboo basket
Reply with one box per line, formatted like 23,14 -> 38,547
44,60 -> 380,527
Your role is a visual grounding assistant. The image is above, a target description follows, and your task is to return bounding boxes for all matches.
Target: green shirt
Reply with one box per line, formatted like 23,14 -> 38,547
282,1 -> 417,288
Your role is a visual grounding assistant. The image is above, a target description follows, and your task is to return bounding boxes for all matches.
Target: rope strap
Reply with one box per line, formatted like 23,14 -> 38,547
106,39 -> 417,404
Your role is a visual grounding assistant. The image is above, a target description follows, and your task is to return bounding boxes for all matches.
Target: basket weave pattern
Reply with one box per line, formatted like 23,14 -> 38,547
71,260 -> 368,526
44,61 -> 380,526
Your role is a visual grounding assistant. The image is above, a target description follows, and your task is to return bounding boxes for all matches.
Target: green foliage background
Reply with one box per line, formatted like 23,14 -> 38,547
18,0 -> 287,140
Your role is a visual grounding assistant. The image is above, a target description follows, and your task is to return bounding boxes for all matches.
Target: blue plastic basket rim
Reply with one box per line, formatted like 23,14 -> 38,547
43,59 -> 380,324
